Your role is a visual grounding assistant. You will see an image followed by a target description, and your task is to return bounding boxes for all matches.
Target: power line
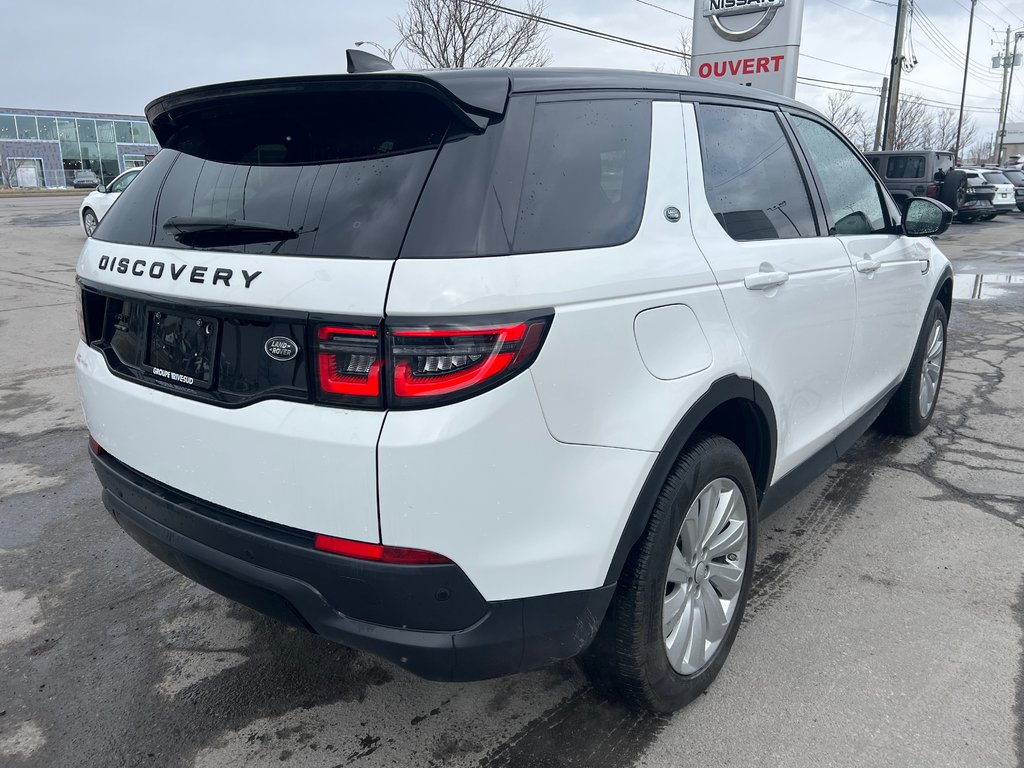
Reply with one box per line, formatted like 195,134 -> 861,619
820,0 -> 893,26
986,0 -> 1024,26
633,0 -> 691,21
800,53 -> 885,76
464,0 -> 690,59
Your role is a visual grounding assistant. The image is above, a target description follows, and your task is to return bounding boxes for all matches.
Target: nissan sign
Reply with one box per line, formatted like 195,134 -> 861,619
692,0 -> 804,97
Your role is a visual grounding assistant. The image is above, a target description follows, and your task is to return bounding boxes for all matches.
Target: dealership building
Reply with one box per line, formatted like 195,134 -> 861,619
0,107 -> 159,189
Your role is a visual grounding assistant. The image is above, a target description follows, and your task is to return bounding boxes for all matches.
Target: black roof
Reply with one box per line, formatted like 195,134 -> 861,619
146,67 -> 818,140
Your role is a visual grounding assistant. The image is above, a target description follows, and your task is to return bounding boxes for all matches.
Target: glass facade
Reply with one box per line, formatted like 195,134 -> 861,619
0,110 -> 159,187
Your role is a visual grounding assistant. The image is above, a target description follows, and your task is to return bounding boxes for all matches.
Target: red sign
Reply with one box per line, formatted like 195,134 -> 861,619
696,54 -> 786,79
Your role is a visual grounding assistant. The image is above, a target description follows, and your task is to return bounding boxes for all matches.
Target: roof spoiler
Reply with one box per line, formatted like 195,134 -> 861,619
145,71 -> 510,141
346,49 -> 395,74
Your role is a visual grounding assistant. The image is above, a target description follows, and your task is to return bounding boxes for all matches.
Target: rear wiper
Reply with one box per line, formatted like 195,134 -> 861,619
162,216 -> 301,247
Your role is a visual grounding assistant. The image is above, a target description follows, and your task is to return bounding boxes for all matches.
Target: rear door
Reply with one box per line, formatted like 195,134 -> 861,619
785,113 -> 928,420
687,102 -> 857,480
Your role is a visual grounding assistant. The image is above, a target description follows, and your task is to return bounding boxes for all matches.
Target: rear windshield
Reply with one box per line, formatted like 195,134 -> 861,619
983,171 -> 1011,185
1003,169 -> 1024,184
96,91 -> 653,260
94,91 -> 453,259
885,155 -> 925,179
967,175 -> 989,187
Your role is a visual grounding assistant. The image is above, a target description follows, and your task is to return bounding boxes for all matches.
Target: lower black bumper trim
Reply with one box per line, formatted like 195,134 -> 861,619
92,449 -> 614,681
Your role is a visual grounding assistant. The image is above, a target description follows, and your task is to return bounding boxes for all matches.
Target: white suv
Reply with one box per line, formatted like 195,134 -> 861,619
75,66 -> 953,713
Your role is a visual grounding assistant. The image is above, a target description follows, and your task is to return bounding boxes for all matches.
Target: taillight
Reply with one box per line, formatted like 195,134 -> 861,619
77,288 -> 86,341
315,315 -> 551,409
88,436 -> 105,455
315,325 -> 383,407
389,318 -> 550,407
314,534 -> 452,564
926,184 -> 938,198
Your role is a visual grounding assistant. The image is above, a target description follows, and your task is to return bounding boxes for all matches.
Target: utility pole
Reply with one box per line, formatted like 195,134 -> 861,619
995,26 -> 1012,163
997,32 -> 1023,164
954,0 -> 977,162
874,76 -> 889,151
882,0 -> 911,150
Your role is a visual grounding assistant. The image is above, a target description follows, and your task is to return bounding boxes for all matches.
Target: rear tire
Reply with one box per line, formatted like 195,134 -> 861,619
578,434 -> 757,713
877,300 -> 947,436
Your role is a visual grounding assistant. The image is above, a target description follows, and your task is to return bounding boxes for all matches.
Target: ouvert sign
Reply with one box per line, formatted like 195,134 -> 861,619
691,0 -> 805,98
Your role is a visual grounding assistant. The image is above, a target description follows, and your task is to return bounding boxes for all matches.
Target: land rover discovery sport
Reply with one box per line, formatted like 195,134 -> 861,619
76,65 -> 954,713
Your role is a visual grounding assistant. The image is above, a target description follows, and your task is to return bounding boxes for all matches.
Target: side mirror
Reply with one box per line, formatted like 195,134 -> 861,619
902,197 -> 953,237
97,185 -> 107,193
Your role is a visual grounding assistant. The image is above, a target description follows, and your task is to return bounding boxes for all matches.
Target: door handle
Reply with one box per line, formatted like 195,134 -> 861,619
856,258 -> 881,274
744,270 -> 789,290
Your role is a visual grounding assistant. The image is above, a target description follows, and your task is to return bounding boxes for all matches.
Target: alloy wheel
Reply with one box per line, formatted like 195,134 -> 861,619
662,477 -> 748,675
918,319 -> 944,418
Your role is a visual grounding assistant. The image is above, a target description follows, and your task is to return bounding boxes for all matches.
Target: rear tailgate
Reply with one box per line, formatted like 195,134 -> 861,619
75,74 -> 506,540
76,238 -> 391,540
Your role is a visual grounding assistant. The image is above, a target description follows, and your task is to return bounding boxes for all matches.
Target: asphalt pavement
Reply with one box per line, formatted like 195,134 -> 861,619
1,197 -> 1021,768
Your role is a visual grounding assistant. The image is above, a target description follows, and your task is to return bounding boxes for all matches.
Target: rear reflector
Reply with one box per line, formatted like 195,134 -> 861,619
313,534 -> 452,565
89,436 -> 105,455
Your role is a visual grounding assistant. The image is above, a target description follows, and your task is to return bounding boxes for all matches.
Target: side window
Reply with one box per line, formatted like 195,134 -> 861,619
697,104 -> 818,241
790,116 -> 889,236
886,155 -> 925,179
514,99 -> 651,253
108,171 -> 138,193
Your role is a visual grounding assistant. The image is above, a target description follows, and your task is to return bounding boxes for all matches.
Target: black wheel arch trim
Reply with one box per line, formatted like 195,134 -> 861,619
603,374 -> 776,586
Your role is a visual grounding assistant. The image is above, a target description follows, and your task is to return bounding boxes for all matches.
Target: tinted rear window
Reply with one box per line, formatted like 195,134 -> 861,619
94,91 -> 453,259
886,155 -> 925,179
402,96 -> 652,257
983,171 -> 1011,185
1002,169 -> 1024,184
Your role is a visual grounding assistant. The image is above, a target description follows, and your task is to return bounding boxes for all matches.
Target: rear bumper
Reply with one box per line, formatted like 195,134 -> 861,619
91,447 -> 613,682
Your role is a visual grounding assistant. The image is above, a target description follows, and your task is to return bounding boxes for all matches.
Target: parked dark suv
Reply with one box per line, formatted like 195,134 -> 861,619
864,150 -> 965,214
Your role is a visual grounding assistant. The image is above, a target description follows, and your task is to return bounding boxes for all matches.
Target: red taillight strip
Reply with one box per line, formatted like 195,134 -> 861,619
316,325 -> 382,399
88,436 -> 105,455
313,314 -> 551,408
313,534 -> 452,565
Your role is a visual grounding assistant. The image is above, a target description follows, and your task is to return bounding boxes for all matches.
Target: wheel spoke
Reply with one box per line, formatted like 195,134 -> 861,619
695,484 -> 721,547
679,515 -> 699,560
667,545 -> 691,585
700,587 -> 728,644
663,586 -> 690,638
682,592 -> 707,670
666,592 -> 694,668
707,518 -> 746,560
700,486 -> 733,550
707,560 -> 744,599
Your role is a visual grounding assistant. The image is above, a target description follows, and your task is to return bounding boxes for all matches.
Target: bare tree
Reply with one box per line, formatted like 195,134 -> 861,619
826,90 -> 868,142
651,28 -> 690,75
395,0 -> 550,68
890,93 -> 932,150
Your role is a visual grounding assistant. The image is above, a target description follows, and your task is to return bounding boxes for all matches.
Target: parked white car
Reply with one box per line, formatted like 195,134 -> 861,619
962,168 -> 1015,219
79,167 -> 142,236
75,67 -> 954,713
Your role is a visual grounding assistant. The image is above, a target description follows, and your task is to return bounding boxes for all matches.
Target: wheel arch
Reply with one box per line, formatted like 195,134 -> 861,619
603,374 -> 777,586
934,267 -> 953,320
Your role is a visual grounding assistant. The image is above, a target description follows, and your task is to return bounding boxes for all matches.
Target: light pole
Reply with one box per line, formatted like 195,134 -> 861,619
996,31 -> 1024,165
355,31 -> 418,63
954,0 -> 977,163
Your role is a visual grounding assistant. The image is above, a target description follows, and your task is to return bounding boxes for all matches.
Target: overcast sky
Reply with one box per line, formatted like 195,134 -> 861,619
4,0 -> 1023,143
